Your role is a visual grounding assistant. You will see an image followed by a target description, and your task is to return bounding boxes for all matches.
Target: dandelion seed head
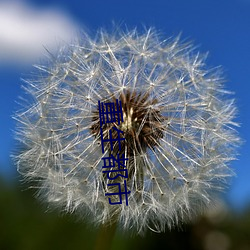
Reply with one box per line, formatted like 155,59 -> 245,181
14,27 -> 240,234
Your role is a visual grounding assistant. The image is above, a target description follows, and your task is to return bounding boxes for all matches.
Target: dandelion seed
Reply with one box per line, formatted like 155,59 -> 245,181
14,27 -> 240,234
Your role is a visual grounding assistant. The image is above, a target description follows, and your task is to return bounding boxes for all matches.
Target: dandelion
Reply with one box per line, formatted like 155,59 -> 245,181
14,27 -> 240,234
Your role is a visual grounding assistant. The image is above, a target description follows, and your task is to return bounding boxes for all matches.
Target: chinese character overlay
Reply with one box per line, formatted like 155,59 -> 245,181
98,99 -> 123,126
102,153 -> 128,180
100,126 -> 125,154
105,180 -> 131,206
98,99 -> 129,206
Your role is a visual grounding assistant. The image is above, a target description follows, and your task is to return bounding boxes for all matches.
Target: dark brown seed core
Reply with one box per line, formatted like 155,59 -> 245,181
90,90 -> 165,158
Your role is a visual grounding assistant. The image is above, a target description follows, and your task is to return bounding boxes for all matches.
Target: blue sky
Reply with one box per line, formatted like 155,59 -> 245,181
0,0 -> 249,210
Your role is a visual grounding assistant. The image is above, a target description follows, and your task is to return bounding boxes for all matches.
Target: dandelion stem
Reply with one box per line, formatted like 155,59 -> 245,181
94,220 -> 118,250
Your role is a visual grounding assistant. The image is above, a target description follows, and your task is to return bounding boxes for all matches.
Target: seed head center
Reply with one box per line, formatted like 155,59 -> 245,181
121,107 -> 138,131
90,90 -> 164,155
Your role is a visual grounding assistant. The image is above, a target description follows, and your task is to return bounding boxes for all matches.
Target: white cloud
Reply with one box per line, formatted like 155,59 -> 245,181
0,1 -> 78,65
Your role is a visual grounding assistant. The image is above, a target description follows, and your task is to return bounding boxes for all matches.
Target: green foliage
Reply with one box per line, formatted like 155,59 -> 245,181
1,177 -> 250,250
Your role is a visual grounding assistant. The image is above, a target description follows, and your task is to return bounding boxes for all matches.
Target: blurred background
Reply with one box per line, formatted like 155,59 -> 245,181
0,0 -> 250,249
